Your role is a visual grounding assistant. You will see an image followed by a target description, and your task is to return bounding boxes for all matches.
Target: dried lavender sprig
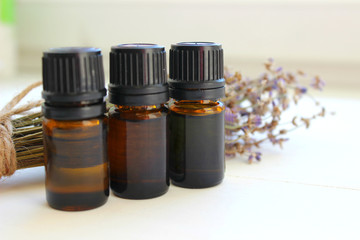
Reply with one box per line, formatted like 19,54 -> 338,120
224,59 -> 326,162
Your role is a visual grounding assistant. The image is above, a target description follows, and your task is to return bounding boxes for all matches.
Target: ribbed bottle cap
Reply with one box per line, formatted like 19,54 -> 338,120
42,47 -> 106,120
169,42 -> 225,100
42,47 -> 106,102
109,43 -> 168,106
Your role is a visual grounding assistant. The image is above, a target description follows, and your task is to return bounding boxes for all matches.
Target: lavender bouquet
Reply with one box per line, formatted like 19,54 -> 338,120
223,58 -> 326,162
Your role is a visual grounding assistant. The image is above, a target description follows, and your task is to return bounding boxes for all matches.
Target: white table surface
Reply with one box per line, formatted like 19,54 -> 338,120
0,75 -> 359,240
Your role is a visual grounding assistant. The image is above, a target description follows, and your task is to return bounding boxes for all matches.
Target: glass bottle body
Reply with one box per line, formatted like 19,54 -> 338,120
169,99 -> 225,188
43,117 -> 109,211
108,105 -> 169,199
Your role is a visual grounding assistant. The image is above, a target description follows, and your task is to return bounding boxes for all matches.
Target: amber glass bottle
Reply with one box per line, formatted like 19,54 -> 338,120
42,47 -> 109,211
168,42 -> 225,188
108,44 -> 169,199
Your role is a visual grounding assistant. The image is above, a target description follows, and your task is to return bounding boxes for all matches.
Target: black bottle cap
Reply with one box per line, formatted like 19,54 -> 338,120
109,43 -> 169,106
169,42 -> 225,100
42,47 -> 106,120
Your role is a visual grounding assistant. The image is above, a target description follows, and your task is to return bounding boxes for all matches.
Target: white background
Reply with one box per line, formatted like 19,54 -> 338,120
4,0 -> 359,90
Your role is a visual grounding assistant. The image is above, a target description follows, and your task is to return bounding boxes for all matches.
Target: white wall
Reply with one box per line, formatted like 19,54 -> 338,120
13,0 -> 360,89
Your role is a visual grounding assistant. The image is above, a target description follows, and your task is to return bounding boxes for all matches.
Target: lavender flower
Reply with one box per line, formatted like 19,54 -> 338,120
275,66 -> 283,73
248,152 -> 262,163
224,59 -> 326,162
225,107 -> 240,126
310,76 -> 325,91
299,86 -> 307,94
253,115 -> 262,127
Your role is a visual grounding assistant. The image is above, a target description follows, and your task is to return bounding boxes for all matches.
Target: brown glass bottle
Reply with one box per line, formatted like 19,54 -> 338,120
108,44 -> 169,199
42,47 -> 109,211
108,105 -> 168,199
43,118 -> 109,211
169,100 -> 225,188
168,42 -> 226,188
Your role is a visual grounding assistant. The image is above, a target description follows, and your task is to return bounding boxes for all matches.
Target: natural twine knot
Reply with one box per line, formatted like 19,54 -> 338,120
0,81 -> 43,178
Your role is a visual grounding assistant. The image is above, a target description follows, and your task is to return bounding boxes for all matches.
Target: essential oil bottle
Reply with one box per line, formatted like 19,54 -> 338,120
108,44 -> 169,199
168,42 -> 225,188
42,47 -> 109,211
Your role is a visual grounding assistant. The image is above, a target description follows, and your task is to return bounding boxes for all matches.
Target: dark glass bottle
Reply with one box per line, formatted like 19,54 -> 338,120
42,47 -> 109,211
108,44 -> 169,199
168,42 -> 225,188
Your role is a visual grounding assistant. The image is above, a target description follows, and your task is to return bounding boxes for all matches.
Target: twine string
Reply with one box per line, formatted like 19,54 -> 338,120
0,81 -> 43,178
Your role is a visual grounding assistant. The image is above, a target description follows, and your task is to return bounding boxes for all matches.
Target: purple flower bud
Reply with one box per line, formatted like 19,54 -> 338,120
270,137 -> 277,144
310,76 -> 325,91
278,78 -> 285,85
226,153 -> 236,158
275,66 -> 283,72
225,108 -> 236,124
253,115 -> 262,127
300,87 -> 307,94
272,100 -> 276,107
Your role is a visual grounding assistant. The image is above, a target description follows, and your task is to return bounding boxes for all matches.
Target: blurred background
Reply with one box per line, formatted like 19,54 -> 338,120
0,0 -> 359,92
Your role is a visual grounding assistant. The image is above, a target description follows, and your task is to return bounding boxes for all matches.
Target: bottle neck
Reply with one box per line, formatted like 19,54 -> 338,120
111,104 -> 166,121
115,104 -> 164,112
43,100 -> 105,121
169,99 -> 224,116
45,99 -> 102,108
